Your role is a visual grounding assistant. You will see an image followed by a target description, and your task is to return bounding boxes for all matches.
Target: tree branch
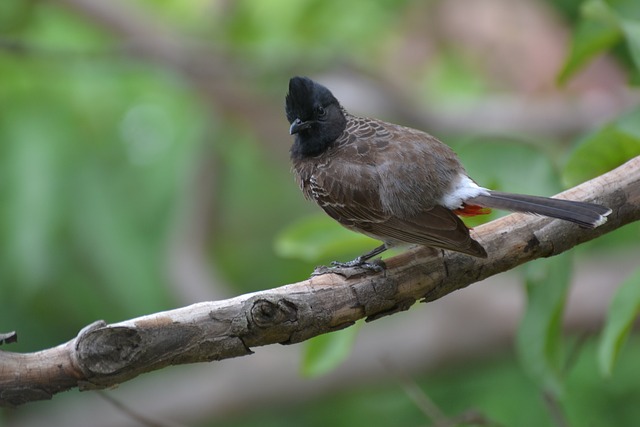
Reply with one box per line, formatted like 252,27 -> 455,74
1,156 -> 639,407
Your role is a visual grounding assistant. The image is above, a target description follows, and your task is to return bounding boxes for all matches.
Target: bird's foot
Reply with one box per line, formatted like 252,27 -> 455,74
330,257 -> 385,270
311,257 -> 385,277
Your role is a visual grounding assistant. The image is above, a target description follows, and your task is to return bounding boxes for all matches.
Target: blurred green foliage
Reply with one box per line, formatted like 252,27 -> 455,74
1,0 -> 639,426
559,0 -> 640,83
599,269 -> 640,377
275,213 -> 378,264
301,321 -> 362,378
517,254 -> 573,398
563,106 -> 640,186
213,338 -> 640,427
0,61 -> 200,345
220,0 -> 406,55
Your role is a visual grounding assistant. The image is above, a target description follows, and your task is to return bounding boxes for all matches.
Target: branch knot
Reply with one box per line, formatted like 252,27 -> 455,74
77,326 -> 142,375
250,298 -> 298,328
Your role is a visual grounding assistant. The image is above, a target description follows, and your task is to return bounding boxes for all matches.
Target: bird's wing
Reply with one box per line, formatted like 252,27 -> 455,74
367,208 -> 487,257
307,150 -> 388,226
309,146 -> 486,257
340,116 -> 466,217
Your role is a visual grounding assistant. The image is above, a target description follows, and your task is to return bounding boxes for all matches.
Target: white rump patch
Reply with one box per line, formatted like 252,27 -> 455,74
592,214 -> 609,228
440,174 -> 490,209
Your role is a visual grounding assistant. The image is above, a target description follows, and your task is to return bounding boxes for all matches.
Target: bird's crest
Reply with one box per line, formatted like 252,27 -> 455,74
286,76 -> 337,124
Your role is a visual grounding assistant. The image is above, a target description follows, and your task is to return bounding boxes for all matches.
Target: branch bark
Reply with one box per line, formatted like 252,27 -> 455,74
1,156 -> 639,407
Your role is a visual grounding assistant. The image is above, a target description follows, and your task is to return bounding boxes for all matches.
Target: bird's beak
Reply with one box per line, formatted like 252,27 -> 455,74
289,118 -> 312,135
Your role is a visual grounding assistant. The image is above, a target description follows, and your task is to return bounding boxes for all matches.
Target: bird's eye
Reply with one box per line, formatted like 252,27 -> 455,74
317,106 -> 326,118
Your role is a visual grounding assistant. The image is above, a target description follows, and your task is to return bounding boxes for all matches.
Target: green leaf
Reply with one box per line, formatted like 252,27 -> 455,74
581,0 -> 619,23
456,140 -> 561,196
456,140 -> 562,228
516,253 -> 573,398
558,0 -> 621,84
598,268 -> 640,377
301,322 -> 361,377
274,214 -> 378,263
620,19 -> 640,71
563,107 -> 640,186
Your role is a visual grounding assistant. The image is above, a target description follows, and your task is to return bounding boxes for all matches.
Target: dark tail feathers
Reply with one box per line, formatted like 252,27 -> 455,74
468,191 -> 611,229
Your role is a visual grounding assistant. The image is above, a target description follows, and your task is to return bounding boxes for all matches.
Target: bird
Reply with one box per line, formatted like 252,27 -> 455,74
285,76 -> 611,269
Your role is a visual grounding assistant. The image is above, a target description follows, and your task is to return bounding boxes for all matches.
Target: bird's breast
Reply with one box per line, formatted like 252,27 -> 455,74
292,157 -> 323,201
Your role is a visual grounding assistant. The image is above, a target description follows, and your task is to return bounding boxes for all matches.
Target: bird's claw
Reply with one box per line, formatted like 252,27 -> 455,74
311,258 -> 385,277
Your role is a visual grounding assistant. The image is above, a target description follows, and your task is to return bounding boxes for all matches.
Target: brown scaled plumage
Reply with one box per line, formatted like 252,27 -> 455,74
285,76 -> 611,269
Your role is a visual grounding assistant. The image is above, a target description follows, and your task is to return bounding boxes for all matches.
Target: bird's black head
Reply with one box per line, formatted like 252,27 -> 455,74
285,76 -> 347,159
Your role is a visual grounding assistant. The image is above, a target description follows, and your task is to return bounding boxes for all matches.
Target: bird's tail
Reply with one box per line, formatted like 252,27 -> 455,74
467,191 -> 612,229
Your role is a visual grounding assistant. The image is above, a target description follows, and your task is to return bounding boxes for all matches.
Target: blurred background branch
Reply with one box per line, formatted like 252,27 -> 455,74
53,0 -> 288,151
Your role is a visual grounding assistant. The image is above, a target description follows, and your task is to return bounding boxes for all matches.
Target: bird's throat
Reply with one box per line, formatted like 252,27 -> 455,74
290,133 -> 335,160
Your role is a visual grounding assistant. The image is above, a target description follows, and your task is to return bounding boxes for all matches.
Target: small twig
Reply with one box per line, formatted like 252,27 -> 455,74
538,333 -> 591,427
97,391 -> 185,427
564,333 -> 591,375
384,362 -> 448,425
543,390 -> 571,427
383,359 -> 505,427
